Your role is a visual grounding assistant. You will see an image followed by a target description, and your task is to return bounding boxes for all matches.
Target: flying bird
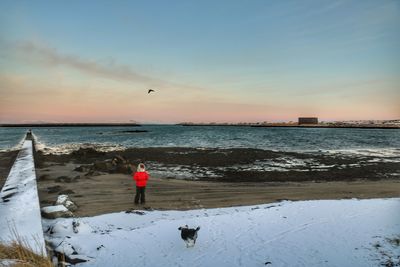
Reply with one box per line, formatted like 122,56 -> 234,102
148,89 -> 155,94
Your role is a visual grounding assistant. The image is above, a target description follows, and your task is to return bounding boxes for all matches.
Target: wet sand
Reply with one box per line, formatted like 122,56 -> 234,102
36,147 -> 400,182
36,160 -> 400,217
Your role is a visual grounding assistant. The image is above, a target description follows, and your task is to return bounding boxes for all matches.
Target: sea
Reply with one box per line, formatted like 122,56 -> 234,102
1,125 -> 399,158
1,125 -> 399,180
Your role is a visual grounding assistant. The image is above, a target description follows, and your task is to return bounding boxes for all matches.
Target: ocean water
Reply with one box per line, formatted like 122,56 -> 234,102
0,125 -> 400,157
0,127 -> 28,152
2,125 -> 399,179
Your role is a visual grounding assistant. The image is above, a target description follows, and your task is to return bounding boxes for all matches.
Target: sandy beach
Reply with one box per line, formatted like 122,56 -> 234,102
34,148 -> 400,217
2,145 -> 398,217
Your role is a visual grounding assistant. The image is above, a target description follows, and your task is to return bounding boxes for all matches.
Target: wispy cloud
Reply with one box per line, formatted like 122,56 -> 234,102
5,40 -> 204,92
17,41 -> 161,83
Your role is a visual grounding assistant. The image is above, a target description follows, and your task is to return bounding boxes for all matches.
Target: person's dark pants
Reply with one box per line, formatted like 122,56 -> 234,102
135,186 -> 146,204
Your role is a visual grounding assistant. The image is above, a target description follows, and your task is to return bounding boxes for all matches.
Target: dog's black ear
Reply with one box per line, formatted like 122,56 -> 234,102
178,227 -> 182,230
196,226 -> 200,231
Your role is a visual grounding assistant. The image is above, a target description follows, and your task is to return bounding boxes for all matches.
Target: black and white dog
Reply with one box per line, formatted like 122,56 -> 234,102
178,225 -> 200,247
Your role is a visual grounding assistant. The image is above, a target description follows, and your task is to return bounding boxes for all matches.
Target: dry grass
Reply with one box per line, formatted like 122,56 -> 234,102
0,227 -> 53,267
0,242 -> 52,267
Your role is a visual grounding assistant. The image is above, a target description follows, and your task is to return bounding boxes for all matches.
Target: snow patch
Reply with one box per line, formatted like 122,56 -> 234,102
42,205 -> 69,213
56,195 -> 78,211
43,198 -> 400,267
0,140 -> 46,256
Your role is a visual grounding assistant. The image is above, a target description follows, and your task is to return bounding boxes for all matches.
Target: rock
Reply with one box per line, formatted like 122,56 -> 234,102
57,261 -> 72,267
39,174 -> 50,180
47,185 -> 62,193
114,164 -> 132,174
110,155 -> 132,174
84,170 -> 101,176
46,222 -> 69,235
59,189 -> 75,195
112,155 -> 127,164
55,195 -> 78,212
78,155 -> 133,175
71,147 -> 105,159
55,176 -> 72,183
66,255 -> 89,264
75,155 -> 132,175
41,205 -> 73,219
54,241 -> 77,256
93,160 -> 113,172
125,210 -> 145,215
74,165 -> 90,172
41,199 -> 53,205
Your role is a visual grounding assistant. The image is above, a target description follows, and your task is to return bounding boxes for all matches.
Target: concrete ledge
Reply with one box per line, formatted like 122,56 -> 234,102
0,139 -> 46,256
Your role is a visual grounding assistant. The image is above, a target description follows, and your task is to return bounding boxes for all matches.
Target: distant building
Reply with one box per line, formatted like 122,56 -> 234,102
298,117 -> 318,125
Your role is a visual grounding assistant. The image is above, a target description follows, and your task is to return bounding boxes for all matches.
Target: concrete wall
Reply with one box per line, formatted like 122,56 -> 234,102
0,140 -> 47,256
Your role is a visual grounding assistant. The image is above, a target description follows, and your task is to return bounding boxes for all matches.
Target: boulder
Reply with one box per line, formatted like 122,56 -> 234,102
76,155 -> 133,175
71,147 -> 105,160
74,165 -> 91,172
84,170 -> 102,176
47,185 -> 62,194
55,195 -> 78,212
93,160 -> 113,172
73,155 -> 132,176
66,255 -> 88,265
55,176 -> 72,183
59,189 -> 75,195
41,205 -> 73,219
53,241 -> 89,265
110,155 -> 132,174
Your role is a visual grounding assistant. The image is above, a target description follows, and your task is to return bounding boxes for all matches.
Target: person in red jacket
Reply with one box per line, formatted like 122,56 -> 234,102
133,163 -> 149,205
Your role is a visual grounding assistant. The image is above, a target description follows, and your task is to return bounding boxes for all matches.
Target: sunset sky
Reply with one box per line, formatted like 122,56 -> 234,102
0,0 -> 399,123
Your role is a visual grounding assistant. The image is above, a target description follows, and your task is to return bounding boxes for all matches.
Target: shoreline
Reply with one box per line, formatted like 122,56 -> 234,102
1,123 -> 399,129
35,147 -> 400,217
0,123 -> 141,127
37,164 -> 400,217
3,144 -> 398,218
35,146 -> 400,182
178,123 -> 400,129
250,124 -> 400,129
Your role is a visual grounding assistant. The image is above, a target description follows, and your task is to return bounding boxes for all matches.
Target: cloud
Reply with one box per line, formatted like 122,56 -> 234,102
15,41 -> 165,84
6,40 -> 204,92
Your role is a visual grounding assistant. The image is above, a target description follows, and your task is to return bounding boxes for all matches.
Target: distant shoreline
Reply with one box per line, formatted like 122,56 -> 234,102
0,123 -> 142,127
250,125 -> 400,129
178,123 -> 400,129
0,123 -> 399,129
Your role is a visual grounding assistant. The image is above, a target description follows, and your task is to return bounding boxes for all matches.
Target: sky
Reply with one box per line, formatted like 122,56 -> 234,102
0,0 -> 399,123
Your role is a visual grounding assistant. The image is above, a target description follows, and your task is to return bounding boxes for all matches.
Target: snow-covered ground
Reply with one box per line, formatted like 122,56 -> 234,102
0,140 -> 47,255
43,198 -> 400,267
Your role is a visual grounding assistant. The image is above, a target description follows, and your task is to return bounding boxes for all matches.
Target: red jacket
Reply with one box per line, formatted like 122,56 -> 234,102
133,171 -> 149,187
